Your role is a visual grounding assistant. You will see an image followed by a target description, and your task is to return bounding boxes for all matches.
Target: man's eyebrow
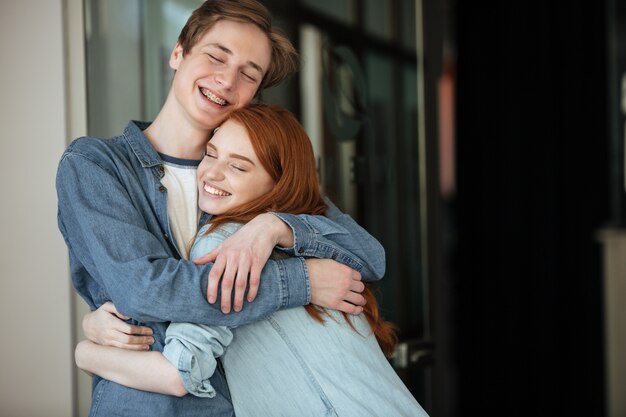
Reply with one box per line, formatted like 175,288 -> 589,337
205,43 -> 265,74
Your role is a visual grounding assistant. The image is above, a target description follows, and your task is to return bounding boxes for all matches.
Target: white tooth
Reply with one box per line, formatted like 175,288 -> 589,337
201,89 -> 227,106
204,184 -> 230,196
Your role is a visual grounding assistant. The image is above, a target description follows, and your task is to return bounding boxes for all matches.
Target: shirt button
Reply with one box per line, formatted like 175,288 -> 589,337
159,165 -> 165,173
164,234 -> 169,241
298,247 -> 305,254
159,185 -> 166,192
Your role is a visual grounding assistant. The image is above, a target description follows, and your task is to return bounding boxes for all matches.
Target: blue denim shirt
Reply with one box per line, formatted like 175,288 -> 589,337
56,121 -> 386,417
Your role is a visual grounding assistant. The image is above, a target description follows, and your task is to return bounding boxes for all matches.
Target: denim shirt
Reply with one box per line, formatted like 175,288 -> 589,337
165,224 -> 427,417
56,121 -> 386,417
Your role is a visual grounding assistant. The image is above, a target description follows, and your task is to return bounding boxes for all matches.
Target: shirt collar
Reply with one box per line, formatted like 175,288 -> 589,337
123,121 -> 163,168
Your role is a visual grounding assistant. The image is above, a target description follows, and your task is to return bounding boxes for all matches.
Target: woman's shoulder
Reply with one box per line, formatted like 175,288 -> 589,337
190,223 -> 243,261
197,222 -> 242,238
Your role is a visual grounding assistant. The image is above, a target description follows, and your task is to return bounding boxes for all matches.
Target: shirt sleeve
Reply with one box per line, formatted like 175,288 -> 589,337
56,150 -> 309,325
271,197 -> 386,281
162,322 -> 233,397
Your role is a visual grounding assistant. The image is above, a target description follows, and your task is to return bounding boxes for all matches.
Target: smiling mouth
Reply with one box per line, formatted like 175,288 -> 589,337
204,183 -> 231,196
200,88 -> 228,106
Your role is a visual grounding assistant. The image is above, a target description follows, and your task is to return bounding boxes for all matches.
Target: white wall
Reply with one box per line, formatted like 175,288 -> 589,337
599,230 -> 626,417
0,0 -> 74,415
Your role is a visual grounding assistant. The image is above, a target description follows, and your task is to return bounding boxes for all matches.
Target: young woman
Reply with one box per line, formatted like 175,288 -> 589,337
75,104 -> 428,417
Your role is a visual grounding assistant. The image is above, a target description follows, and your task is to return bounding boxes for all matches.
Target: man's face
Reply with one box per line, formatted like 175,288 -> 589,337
169,19 -> 272,131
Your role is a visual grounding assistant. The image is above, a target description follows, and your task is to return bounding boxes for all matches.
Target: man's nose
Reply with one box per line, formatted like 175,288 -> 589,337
215,67 -> 237,90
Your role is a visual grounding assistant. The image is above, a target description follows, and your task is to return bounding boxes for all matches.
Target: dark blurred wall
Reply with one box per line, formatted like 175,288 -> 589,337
452,1 -> 609,416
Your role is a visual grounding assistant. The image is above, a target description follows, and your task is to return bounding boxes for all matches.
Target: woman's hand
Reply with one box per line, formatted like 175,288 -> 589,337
193,213 -> 293,313
83,301 -> 154,351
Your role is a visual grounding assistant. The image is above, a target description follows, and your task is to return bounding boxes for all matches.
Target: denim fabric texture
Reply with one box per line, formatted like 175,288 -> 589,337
166,223 -> 425,416
56,121 -> 386,416
163,321 -> 233,398
162,224 -> 237,398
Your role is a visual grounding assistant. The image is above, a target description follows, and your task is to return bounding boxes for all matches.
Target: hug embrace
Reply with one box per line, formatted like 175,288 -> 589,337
56,1 -> 428,416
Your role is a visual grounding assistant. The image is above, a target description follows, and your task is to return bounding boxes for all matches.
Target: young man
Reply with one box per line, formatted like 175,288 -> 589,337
56,1 -> 385,416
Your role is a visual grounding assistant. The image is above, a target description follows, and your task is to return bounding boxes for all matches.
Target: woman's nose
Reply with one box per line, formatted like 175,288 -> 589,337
204,161 -> 225,181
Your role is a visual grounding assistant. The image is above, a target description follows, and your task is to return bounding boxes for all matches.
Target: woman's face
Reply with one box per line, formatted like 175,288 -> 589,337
197,120 -> 275,215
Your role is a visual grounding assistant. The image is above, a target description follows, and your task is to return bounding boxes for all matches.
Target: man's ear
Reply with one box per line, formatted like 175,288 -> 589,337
169,43 -> 184,70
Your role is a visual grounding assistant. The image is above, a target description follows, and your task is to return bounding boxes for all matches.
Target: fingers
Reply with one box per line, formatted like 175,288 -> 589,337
100,301 -> 127,319
342,268 -> 365,307
232,259 -> 251,312
343,290 -> 366,307
119,322 -> 153,336
335,301 -> 364,315
203,220 -> 274,309
321,287 -> 366,312
83,301 -> 155,350
349,272 -> 364,287
207,255 -> 226,304
110,339 -> 153,351
247,264 -> 262,303
220,259 -> 238,314
207,253 -> 252,312
108,331 -> 155,351
207,256 -> 258,312
193,247 -> 219,265
105,320 -> 154,350
100,301 -> 116,313
101,300 -> 130,320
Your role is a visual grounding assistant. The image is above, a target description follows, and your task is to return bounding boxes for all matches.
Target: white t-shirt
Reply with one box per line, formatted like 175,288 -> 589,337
159,154 -> 201,259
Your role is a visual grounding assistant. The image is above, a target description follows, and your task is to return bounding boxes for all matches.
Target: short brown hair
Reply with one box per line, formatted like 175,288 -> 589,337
177,0 -> 299,90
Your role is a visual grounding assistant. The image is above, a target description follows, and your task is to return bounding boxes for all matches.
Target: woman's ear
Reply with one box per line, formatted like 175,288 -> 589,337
169,43 -> 184,70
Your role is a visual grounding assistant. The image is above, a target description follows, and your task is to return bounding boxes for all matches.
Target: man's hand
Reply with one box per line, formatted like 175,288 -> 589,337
306,259 -> 366,314
83,301 -> 154,351
193,213 -> 294,313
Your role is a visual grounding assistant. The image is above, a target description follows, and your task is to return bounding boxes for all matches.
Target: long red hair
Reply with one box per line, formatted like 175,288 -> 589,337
208,103 -> 397,356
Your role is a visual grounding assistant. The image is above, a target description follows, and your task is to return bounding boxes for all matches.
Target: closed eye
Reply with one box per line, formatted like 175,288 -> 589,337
241,71 -> 257,82
208,54 -> 224,63
204,150 -> 217,159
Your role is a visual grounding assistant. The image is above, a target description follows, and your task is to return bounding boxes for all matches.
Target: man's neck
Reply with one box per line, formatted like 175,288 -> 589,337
144,106 -> 212,160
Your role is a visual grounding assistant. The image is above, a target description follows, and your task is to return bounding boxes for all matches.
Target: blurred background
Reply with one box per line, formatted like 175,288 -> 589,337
1,0 -> 625,416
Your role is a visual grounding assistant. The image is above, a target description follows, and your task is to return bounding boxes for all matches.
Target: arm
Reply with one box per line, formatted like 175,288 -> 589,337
194,213 -> 376,314
56,147 -> 307,326
75,340 -> 188,397
162,323 -> 233,397
76,321 -> 234,398
84,259 -> 368,355
77,224 -> 235,397
272,197 -> 386,281
83,223 -> 364,356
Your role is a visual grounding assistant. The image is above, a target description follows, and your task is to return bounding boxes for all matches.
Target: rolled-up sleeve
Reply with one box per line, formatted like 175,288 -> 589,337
163,323 -> 233,397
